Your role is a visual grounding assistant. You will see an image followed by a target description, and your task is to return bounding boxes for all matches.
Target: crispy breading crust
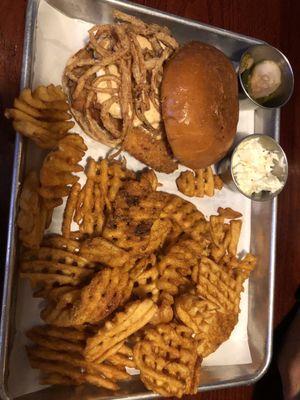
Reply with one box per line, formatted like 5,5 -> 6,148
123,127 -> 177,173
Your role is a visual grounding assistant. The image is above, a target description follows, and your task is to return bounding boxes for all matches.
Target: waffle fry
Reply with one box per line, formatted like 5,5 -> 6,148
210,215 -> 242,261
175,294 -> 237,357
42,234 -> 81,254
108,160 -> 134,203
41,267 -> 133,326
217,207 -> 243,219
34,285 -> 76,301
176,167 -> 223,198
20,245 -> 94,294
150,292 -> 174,325
133,323 -> 201,398
62,182 -> 81,238
27,325 -> 87,353
221,253 -> 257,278
103,177 -> 171,255
106,344 -> 136,369
114,173 -> 159,206
197,311 -> 238,357
105,174 -> 168,222
160,196 -> 210,242
78,158 -> 109,235
17,171 -> 50,249
104,215 -> 172,257
194,257 -> 247,314
78,158 -> 127,232
130,257 -> 174,325
5,85 -> 74,149
62,158 -> 131,237
144,219 -> 172,254
238,253 -> 257,273
85,299 -> 157,363
131,256 -> 158,297
157,236 -> 207,296
80,237 -> 130,268
26,325 -> 131,390
209,215 -> 229,261
39,134 -> 87,210
228,220 -> 243,255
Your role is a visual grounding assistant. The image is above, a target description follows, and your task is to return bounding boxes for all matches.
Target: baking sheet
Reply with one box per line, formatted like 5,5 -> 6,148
8,1 -> 254,397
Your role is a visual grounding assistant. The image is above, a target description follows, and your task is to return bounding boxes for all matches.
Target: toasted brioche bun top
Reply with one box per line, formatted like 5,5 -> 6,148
161,41 -> 239,169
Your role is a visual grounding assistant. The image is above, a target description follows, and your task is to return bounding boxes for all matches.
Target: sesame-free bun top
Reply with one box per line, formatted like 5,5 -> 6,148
161,41 -> 239,169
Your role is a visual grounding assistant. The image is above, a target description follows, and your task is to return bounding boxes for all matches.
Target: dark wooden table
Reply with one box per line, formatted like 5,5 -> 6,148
0,0 -> 299,399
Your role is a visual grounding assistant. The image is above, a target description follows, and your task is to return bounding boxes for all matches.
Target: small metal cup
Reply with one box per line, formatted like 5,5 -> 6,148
238,44 -> 294,110
217,134 -> 288,201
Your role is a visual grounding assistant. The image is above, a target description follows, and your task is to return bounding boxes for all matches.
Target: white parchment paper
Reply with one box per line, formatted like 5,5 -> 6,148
8,1 -> 255,396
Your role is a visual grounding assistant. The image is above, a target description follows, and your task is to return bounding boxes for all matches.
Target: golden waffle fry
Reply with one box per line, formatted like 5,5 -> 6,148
34,285 -> 75,300
62,182 -> 81,238
103,216 -> 172,257
5,85 -> 74,149
85,299 -> 157,363
175,294 -> 237,357
26,325 -> 131,390
105,174 -> 168,222
164,220 -> 182,248
42,234 -> 81,254
214,175 -> 224,190
160,195 -> 210,242
62,158 -> 131,237
221,253 -> 257,278
143,219 -> 172,254
20,246 -> 94,293
228,219 -> 242,256
39,133 -> 87,210
80,237 -> 130,268
193,256 -> 248,314
176,167 -> 223,198
103,173 -> 171,255
210,215 -> 242,261
196,311 -> 238,357
17,171 -> 50,249
108,159 -> 133,204
103,343 -> 136,369
237,253 -> 257,274
157,236 -> 207,296
27,325 -> 88,349
133,323 -> 201,398
150,292 -> 174,325
68,230 -> 87,241
127,192 -> 171,222
41,267 -> 133,326
102,173 -> 167,231
209,215 -> 229,261
209,215 -> 228,248
131,256 -> 159,301
130,257 -> 174,325
217,207 -> 243,219
76,158 -> 108,235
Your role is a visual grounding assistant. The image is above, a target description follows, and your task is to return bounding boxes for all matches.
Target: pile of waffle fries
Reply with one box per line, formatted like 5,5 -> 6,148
16,129 -> 256,397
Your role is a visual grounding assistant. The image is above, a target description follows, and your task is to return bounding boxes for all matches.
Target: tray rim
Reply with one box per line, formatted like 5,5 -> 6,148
0,0 -> 278,398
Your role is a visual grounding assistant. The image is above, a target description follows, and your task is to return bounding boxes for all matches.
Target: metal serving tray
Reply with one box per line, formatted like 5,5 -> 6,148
0,0 -> 278,398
